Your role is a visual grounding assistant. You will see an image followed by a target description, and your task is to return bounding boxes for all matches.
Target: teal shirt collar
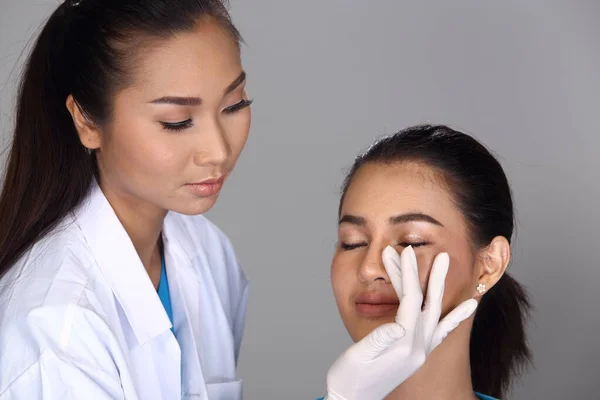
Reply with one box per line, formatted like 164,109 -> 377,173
157,245 -> 174,334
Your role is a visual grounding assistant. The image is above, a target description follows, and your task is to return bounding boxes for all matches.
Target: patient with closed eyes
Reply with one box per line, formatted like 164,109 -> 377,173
329,124 -> 531,400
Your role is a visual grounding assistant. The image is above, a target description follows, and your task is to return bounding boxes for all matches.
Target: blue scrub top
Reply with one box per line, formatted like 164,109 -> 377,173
474,393 -> 498,400
157,246 -> 174,334
316,392 -> 497,400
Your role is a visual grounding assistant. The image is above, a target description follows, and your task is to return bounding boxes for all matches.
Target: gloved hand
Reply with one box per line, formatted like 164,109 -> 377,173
325,245 -> 479,400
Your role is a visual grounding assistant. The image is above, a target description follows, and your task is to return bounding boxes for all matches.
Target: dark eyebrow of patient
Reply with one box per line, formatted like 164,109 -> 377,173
339,212 -> 443,227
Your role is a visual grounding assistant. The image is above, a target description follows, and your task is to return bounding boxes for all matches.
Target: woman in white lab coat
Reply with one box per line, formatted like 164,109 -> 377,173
0,1 -> 477,399
0,0 -> 252,398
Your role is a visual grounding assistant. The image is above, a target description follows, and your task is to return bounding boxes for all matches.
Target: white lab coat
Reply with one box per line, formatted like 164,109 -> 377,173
0,183 -> 249,399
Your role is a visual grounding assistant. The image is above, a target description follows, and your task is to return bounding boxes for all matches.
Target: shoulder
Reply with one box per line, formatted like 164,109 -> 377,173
0,233 -> 121,393
0,222 -> 117,370
0,299 -> 122,395
0,222 -> 97,317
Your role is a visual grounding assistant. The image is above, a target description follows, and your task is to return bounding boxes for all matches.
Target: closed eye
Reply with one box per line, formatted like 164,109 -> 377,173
224,99 -> 253,114
340,242 -> 367,250
398,241 -> 430,248
161,119 -> 193,132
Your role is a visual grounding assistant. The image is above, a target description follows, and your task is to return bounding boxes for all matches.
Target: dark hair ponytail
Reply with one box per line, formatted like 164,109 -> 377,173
0,0 -> 240,280
0,4 -> 96,277
470,273 -> 532,398
339,124 -> 532,399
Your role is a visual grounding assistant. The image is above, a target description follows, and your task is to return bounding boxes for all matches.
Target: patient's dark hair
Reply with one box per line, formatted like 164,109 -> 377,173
0,0 -> 240,280
339,124 -> 532,398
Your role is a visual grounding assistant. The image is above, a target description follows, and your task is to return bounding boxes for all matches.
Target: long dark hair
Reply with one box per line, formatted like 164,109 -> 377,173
0,0 -> 241,279
339,124 -> 532,399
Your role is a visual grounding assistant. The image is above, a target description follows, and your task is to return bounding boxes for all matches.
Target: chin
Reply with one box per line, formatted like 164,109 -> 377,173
170,196 -> 219,216
349,326 -> 372,343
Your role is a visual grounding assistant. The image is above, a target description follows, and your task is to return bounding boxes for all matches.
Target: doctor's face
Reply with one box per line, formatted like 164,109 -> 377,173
331,162 -> 479,342
94,18 -> 251,215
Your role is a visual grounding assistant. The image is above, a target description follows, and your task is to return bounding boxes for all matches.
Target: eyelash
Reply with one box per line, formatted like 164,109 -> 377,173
160,99 -> 254,132
161,119 -> 193,132
340,241 -> 431,251
225,98 -> 253,114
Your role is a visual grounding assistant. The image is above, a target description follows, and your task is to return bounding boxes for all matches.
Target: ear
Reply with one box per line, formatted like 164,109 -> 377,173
473,236 -> 510,298
66,95 -> 102,150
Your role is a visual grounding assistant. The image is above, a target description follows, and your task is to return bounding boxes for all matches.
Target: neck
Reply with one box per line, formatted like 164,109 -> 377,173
100,182 -> 167,287
385,319 -> 478,400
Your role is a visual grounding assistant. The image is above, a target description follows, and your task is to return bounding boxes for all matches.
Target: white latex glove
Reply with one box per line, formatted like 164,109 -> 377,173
325,245 -> 479,400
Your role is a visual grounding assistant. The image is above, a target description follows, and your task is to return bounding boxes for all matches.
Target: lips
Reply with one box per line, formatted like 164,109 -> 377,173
189,175 -> 226,185
355,292 -> 399,318
186,175 -> 227,197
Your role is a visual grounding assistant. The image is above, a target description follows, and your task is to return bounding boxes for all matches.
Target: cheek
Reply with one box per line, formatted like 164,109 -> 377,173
330,255 -> 367,342
440,255 -> 476,316
330,256 -> 352,305
330,254 -> 362,327
415,253 -> 475,316
223,112 -> 251,159
105,120 -> 186,176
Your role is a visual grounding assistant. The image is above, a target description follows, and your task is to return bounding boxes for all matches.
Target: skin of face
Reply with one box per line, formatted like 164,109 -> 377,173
75,17 -> 251,218
66,17 -> 251,286
331,161 -> 481,343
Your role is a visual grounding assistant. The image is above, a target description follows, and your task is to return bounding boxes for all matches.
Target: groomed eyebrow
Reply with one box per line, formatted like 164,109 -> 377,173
389,212 -> 444,227
338,212 -> 444,227
338,214 -> 366,226
148,71 -> 246,106
149,96 -> 202,106
224,70 -> 246,95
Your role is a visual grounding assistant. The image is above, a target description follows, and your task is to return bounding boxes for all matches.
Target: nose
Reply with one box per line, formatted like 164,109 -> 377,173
358,244 -> 391,283
193,117 -> 230,166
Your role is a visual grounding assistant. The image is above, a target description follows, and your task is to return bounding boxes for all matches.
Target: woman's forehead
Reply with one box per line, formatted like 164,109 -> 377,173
341,162 -> 462,226
125,20 -> 241,94
345,162 -> 450,203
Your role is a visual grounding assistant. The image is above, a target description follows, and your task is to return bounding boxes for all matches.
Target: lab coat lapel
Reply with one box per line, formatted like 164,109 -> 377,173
75,183 -> 172,343
74,183 -> 182,398
163,236 -> 208,398
163,215 -> 238,389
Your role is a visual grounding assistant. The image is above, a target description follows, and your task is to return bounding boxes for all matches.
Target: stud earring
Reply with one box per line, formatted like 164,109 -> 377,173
476,283 -> 486,294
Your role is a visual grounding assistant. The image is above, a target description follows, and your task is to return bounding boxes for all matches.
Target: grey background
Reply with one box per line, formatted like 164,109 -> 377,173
1,0 -> 599,399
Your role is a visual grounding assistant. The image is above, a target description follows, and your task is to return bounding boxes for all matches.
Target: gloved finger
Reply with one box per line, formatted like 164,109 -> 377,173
348,322 -> 407,362
420,252 -> 450,348
382,245 -> 403,300
394,245 -> 423,342
428,298 -> 478,354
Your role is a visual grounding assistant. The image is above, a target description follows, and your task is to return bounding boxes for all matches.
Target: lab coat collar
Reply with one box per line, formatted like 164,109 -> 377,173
74,182 -> 172,345
162,212 -> 196,261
